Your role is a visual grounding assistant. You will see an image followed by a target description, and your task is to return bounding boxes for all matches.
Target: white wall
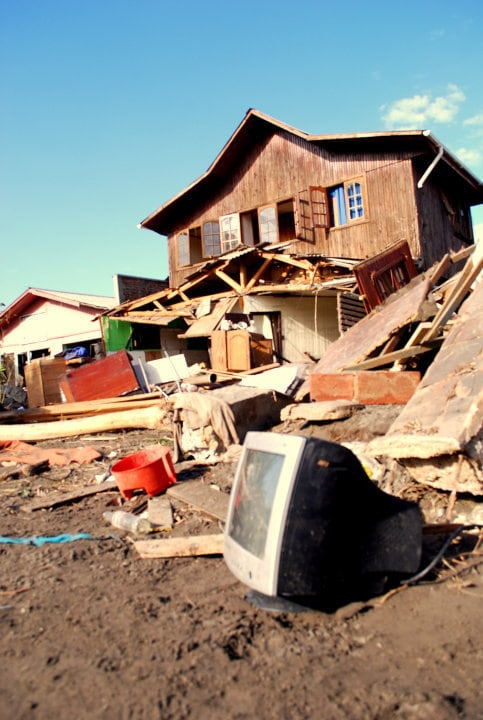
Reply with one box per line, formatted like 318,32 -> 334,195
244,293 -> 340,363
1,299 -> 103,358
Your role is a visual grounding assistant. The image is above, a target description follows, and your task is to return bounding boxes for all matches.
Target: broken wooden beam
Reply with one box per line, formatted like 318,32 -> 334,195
133,533 -> 224,558
0,393 -> 166,424
342,342 -> 442,371
0,404 -> 167,442
20,479 -> 118,512
422,251 -> 482,343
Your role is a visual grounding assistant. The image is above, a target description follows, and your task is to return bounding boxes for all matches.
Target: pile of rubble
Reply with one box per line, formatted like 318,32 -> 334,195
0,245 -> 481,528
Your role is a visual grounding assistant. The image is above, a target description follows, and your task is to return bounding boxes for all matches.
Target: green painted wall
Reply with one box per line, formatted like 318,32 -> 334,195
101,317 -> 132,352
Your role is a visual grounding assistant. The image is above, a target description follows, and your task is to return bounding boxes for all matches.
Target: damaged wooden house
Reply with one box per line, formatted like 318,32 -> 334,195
103,108 -> 483,375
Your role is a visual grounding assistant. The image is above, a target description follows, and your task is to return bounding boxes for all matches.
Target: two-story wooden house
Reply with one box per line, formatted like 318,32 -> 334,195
106,109 -> 482,370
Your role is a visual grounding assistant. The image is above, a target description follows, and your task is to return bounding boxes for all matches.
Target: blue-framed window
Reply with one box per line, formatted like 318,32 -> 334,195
329,179 -> 365,227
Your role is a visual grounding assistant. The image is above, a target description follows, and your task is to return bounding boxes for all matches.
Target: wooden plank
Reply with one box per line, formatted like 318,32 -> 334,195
134,533 -> 224,558
0,395 -> 166,424
423,254 -> 482,342
342,341 -> 441,371
392,322 -> 432,369
167,479 -> 230,522
21,479 -> 117,512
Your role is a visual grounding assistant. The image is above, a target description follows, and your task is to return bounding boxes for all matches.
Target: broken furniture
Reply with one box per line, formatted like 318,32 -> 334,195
211,330 -> 273,373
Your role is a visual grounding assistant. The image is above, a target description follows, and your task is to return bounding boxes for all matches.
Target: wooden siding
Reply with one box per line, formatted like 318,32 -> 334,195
166,130 -> 463,286
414,174 -> 474,270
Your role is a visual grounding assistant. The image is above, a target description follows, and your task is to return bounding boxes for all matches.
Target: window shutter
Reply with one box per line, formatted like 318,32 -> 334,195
309,186 -> 329,228
294,190 -> 314,242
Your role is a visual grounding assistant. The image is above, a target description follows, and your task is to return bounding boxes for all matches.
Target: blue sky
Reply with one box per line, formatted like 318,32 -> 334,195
1,0 -> 482,308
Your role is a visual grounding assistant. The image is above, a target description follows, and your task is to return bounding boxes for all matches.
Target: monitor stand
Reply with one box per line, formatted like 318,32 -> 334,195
245,590 -> 311,614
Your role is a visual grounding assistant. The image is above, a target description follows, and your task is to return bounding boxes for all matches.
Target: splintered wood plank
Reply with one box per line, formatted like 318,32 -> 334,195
343,342 -> 441,371
167,480 -> 230,522
134,534 -> 224,558
0,405 -> 167,442
310,276 -> 432,374
422,254 -> 482,342
20,480 -> 118,512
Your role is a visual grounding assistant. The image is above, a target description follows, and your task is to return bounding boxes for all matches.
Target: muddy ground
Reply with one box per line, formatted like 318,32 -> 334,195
0,406 -> 482,720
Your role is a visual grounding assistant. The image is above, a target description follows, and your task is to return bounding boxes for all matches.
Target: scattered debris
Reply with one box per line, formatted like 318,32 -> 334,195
367,258 -> 482,495
20,479 -> 117,513
280,400 -> 362,423
166,479 -> 230,522
147,495 -> 174,529
0,533 -> 94,546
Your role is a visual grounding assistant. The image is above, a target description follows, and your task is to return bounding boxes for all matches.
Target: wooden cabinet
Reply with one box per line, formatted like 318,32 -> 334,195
211,331 -> 273,372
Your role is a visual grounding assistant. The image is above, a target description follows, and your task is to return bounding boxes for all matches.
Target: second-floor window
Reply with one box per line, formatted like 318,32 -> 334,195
177,227 -> 202,266
220,213 -> 241,252
258,205 -> 278,244
177,231 -> 190,266
329,179 -> 365,227
202,221 -> 221,256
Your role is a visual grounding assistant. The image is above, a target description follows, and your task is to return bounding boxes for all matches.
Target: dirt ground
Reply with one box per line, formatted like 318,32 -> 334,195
0,406 -> 482,720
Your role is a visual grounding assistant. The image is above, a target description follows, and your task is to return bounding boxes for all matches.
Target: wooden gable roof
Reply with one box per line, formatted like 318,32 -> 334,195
139,108 -> 483,236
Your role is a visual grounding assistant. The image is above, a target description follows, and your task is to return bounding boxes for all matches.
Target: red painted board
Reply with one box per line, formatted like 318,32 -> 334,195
58,350 -> 139,402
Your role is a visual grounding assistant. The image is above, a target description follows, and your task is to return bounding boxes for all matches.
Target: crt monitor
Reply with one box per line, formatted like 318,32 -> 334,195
223,432 -> 422,607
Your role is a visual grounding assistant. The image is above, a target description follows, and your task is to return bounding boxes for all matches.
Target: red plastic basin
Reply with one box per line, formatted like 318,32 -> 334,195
111,445 -> 177,499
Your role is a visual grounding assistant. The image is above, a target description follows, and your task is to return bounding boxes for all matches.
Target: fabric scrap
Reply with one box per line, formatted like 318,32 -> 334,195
0,533 -> 93,546
0,440 -> 101,467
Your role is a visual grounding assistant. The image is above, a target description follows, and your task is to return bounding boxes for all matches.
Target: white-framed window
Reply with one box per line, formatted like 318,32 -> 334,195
202,220 -> 221,256
258,205 -> 278,244
177,230 -> 190,266
220,213 -> 241,253
177,227 -> 202,266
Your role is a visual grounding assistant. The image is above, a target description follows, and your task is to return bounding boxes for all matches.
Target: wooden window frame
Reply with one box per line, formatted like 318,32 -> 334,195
177,230 -> 190,267
258,204 -> 279,245
220,213 -> 241,253
329,176 -> 367,228
202,220 -> 221,257
309,186 -> 329,229
294,186 -> 329,241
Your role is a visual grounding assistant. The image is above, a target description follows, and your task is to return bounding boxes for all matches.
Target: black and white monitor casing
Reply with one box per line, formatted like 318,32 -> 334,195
224,432 -> 422,605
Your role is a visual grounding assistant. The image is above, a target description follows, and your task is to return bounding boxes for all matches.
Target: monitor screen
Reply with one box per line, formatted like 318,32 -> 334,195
227,447 -> 284,558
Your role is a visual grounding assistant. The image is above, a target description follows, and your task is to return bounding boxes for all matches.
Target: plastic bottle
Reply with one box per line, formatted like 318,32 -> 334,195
103,510 -> 152,534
